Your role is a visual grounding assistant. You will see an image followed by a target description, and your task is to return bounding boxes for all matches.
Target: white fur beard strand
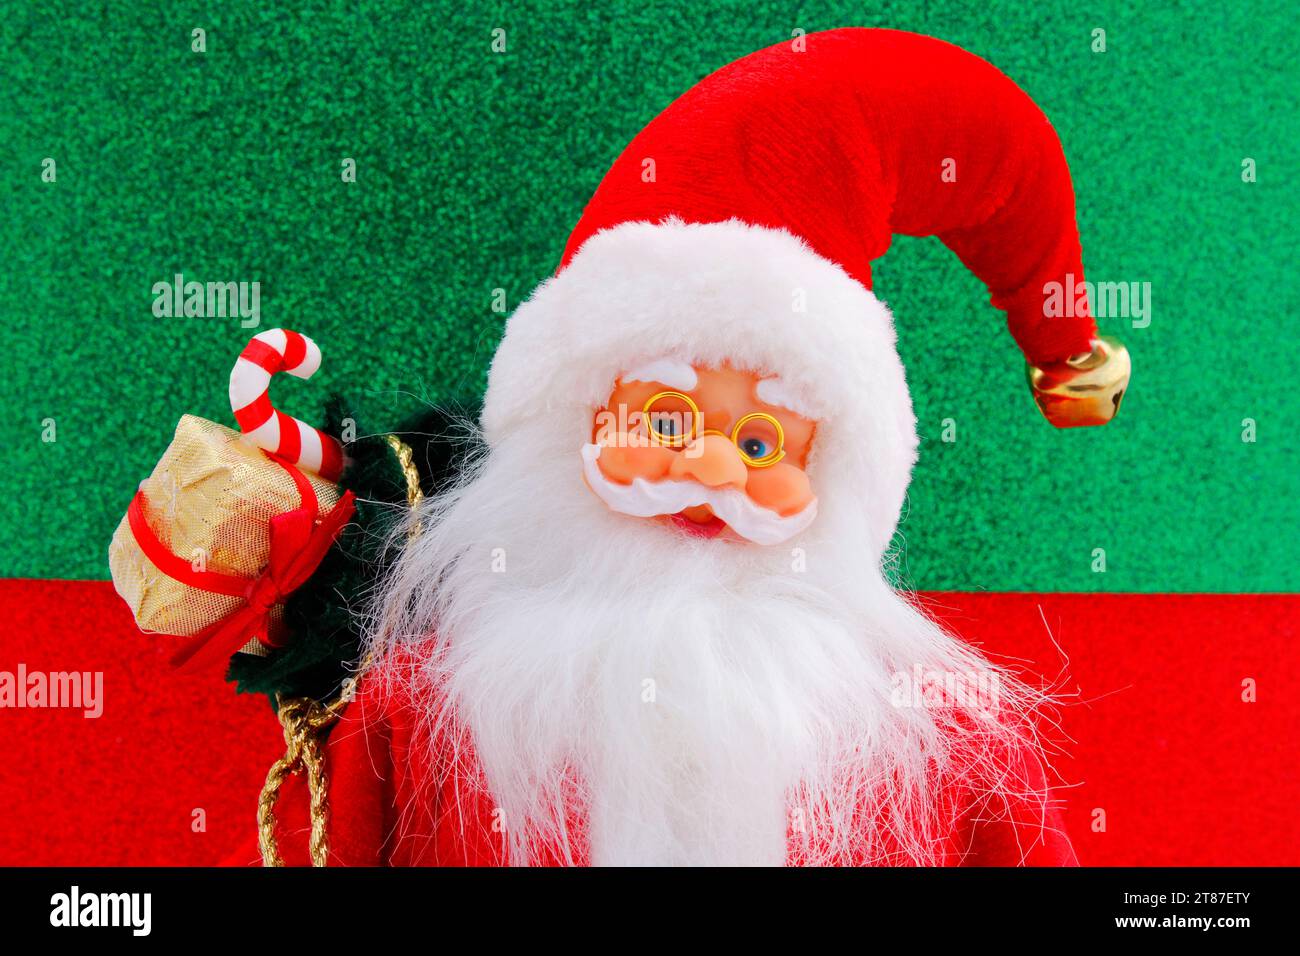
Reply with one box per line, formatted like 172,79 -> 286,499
363,416 -> 1050,867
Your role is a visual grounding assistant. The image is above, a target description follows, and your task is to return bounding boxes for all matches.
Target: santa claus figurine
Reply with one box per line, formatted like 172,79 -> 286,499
121,28 -> 1131,866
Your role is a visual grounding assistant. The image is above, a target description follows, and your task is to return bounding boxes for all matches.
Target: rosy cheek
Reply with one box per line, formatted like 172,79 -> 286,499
595,436 -> 677,484
744,462 -> 813,516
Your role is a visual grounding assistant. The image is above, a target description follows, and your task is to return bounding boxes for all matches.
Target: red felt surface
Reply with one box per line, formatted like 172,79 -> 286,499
0,579 -> 283,866
0,580 -> 1295,865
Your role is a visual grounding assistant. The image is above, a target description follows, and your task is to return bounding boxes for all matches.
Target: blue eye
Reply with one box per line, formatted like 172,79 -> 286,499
733,413 -> 786,467
652,414 -> 679,437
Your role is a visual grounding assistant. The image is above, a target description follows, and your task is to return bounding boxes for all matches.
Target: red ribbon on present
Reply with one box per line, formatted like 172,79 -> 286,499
126,452 -> 356,674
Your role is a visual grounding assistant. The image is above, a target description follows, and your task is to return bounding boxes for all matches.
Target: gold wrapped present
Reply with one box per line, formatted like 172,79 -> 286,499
109,414 -> 353,669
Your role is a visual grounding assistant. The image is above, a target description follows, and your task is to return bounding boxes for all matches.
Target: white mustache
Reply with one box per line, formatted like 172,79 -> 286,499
582,443 -> 818,545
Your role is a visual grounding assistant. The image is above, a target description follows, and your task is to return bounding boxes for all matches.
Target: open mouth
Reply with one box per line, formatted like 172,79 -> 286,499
667,510 -> 729,539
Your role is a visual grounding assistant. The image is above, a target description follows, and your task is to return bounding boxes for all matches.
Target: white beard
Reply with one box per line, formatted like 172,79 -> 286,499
365,417 -> 1043,866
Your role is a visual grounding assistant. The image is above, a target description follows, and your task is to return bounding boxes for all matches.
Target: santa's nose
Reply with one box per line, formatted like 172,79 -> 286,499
669,433 -> 747,489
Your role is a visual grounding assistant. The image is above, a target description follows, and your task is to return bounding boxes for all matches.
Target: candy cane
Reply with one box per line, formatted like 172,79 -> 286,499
229,329 -> 345,481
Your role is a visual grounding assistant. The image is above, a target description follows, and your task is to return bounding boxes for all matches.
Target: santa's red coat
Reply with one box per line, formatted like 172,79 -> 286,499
231,671 -> 1076,867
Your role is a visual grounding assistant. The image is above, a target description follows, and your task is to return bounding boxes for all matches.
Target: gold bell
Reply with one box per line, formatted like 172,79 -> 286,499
1026,335 -> 1131,428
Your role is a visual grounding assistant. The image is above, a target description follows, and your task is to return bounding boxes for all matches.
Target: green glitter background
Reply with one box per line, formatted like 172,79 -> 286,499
1,0 -> 1295,591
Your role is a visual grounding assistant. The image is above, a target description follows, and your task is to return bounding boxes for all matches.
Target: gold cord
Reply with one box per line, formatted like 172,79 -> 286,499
258,694 -> 344,866
257,434 -> 423,867
384,433 -> 426,510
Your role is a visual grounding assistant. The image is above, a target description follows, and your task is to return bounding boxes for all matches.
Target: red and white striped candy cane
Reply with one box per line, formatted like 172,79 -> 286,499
229,329 -> 346,481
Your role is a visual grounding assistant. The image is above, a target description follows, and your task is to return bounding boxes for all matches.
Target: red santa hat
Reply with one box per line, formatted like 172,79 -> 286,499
484,28 -> 1106,550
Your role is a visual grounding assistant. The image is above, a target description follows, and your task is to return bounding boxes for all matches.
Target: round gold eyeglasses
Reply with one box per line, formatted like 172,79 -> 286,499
641,390 -> 786,468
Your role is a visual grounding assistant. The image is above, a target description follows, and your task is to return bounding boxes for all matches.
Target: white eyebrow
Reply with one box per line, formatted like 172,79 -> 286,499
622,358 -> 698,391
755,377 -> 815,418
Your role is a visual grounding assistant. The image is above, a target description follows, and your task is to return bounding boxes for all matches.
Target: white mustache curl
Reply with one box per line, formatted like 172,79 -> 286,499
581,443 -> 818,546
